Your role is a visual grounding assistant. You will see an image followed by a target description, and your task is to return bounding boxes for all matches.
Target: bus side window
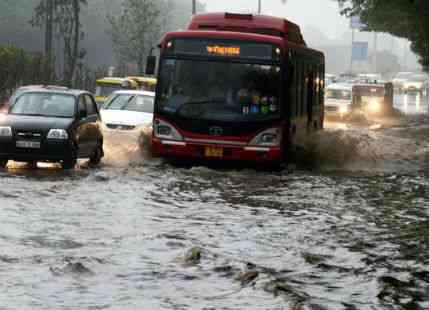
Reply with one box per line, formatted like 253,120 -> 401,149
320,65 -> 325,105
302,63 -> 308,116
296,60 -> 302,116
289,58 -> 297,117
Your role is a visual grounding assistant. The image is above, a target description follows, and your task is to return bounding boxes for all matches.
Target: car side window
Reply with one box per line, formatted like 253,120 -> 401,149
84,95 -> 97,116
78,96 -> 87,115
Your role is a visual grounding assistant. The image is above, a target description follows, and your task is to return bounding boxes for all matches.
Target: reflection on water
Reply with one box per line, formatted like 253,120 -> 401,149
0,109 -> 429,309
395,92 -> 428,114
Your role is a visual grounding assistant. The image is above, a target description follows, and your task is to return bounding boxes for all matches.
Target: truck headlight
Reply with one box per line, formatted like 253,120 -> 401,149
47,129 -> 69,140
339,105 -> 349,114
0,126 -> 12,137
368,99 -> 381,113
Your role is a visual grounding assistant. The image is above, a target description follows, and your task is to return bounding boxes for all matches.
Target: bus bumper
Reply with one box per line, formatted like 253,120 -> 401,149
152,138 -> 283,164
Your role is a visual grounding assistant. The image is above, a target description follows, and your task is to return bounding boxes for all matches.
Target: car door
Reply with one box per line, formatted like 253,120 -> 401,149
84,94 -> 100,153
77,95 -> 90,157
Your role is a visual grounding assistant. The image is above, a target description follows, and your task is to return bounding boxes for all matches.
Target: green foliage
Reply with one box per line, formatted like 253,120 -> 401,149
0,45 -> 49,100
337,0 -> 429,71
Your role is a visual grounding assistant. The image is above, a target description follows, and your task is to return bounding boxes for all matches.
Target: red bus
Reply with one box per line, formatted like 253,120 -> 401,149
150,13 -> 325,164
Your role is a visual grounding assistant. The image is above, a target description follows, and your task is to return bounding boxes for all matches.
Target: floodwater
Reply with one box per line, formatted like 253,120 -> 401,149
1,94 -> 429,309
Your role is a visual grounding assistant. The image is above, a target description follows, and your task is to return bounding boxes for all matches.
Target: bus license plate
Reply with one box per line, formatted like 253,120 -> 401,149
205,147 -> 223,157
16,141 -> 41,149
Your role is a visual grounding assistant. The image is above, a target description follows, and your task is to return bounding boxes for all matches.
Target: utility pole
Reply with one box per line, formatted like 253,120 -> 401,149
44,0 -> 54,83
350,29 -> 355,73
192,0 -> 196,14
373,32 -> 378,73
258,0 -> 261,14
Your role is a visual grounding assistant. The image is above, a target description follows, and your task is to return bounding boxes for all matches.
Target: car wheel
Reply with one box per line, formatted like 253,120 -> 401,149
89,141 -> 103,166
0,158 -> 8,168
62,148 -> 77,170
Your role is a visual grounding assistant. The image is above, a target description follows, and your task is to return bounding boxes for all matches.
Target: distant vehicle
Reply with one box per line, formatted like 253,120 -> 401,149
100,90 -> 155,130
357,73 -> 383,84
325,74 -> 337,86
325,82 -> 393,118
324,83 -> 353,118
150,12 -> 325,165
352,83 -> 388,115
403,73 -> 428,93
127,76 -> 157,92
392,72 -> 414,91
0,88 -> 104,169
95,77 -> 138,105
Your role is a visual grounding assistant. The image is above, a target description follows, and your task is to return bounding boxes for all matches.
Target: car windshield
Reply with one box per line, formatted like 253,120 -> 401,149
95,84 -> 122,97
157,58 -> 281,122
325,89 -> 352,100
10,92 -> 75,118
104,94 -> 154,113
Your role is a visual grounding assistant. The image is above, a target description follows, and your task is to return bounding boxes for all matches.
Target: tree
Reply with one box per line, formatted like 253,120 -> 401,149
107,0 -> 163,75
33,0 -> 88,86
336,0 -> 429,72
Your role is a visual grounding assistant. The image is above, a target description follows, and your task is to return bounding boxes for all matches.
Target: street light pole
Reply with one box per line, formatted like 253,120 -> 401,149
258,0 -> 261,14
192,0 -> 196,14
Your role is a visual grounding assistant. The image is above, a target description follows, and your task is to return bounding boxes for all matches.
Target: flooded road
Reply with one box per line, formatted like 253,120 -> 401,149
1,94 -> 429,309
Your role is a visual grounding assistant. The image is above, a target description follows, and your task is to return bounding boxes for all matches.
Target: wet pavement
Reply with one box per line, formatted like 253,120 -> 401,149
1,94 -> 429,309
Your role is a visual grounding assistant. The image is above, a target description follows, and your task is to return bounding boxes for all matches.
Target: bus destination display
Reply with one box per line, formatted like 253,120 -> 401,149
167,38 -> 280,61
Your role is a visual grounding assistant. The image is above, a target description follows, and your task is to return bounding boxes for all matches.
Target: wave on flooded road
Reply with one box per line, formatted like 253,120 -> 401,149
1,116 -> 429,309
293,115 -> 429,173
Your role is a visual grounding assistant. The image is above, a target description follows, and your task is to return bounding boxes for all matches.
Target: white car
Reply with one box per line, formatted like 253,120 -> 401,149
100,90 -> 155,130
403,74 -> 428,93
324,83 -> 353,117
392,72 -> 414,91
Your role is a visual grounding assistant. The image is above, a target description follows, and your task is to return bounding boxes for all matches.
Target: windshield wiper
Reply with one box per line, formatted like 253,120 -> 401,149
175,99 -> 226,115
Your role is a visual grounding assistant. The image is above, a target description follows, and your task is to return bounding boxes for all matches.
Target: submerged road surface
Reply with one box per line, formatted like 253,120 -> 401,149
0,95 -> 429,309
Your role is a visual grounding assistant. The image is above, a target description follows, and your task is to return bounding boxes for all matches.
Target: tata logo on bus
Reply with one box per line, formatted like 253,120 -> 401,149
206,45 -> 241,56
209,126 -> 224,136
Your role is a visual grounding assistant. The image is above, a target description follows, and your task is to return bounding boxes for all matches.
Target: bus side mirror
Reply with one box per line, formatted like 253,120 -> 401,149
146,56 -> 156,75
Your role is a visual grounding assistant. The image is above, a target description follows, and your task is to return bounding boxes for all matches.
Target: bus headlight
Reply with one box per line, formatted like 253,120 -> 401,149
249,128 -> 281,147
154,119 -> 184,141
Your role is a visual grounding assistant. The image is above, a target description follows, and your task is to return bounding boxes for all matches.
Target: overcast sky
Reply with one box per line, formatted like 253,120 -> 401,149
200,0 -> 350,39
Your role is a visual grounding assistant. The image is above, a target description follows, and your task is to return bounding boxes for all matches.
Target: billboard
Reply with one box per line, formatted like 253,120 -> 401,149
352,42 -> 368,61
350,16 -> 366,30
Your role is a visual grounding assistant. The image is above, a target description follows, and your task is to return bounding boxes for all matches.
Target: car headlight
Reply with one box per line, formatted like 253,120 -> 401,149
339,105 -> 349,114
249,128 -> 281,147
47,129 -> 69,140
153,119 -> 183,141
0,126 -> 12,137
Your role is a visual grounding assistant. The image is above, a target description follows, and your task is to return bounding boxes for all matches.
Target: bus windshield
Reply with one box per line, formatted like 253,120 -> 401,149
157,58 -> 281,122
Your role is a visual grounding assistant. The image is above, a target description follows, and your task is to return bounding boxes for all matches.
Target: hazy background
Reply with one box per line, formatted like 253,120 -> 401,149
201,0 -> 421,74
202,0 -> 349,38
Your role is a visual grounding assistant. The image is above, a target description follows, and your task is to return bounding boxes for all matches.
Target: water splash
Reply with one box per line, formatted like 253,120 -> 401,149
101,124 -> 153,167
292,118 -> 429,172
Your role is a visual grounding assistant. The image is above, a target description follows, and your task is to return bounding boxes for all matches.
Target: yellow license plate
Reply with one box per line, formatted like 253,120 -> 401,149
205,147 -> 223,157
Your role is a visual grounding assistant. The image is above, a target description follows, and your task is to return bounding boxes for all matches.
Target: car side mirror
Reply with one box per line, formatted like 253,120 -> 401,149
146,56 -> 156,75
